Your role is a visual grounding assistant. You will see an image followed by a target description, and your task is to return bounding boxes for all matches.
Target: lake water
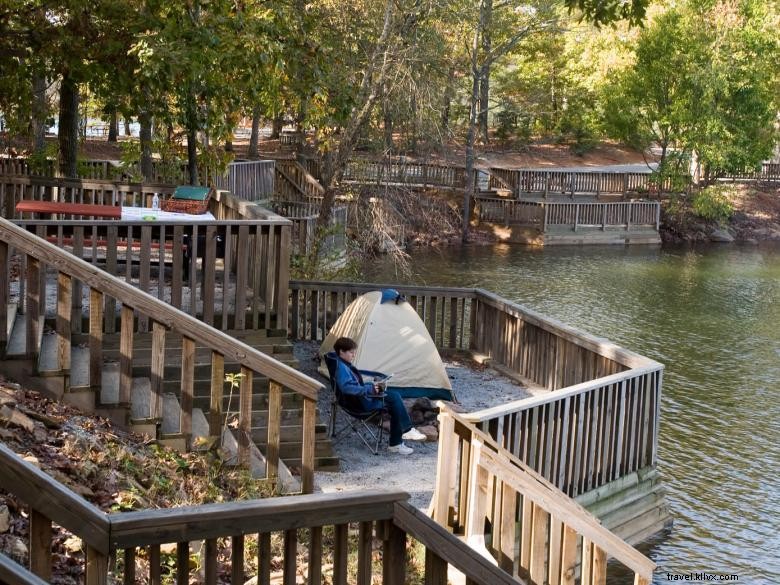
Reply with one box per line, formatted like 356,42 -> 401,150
364,243 -> 780,584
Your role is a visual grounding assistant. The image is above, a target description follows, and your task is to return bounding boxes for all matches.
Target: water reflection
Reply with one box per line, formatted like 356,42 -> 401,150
364,243 -> 780,584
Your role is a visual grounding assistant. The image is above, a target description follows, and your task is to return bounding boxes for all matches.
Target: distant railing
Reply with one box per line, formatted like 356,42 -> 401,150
12,217 -> 291,333
432,405 -> 655,585
289,281 -> 664,498
212,160 -> 275,200
0,443 -> 522,585
271,200 -> 348,257
0,175 -> 175,217
488,168 -> 681,197
475,197 -> 661,232
343,159 -> 467,189
0,157 -> 276,199
0,218 -> 321,489
718,162 -> 780,182
274,159 -> 326,202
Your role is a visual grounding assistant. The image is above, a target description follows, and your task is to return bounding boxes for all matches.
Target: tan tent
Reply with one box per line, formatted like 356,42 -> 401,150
319,290 -> 454,400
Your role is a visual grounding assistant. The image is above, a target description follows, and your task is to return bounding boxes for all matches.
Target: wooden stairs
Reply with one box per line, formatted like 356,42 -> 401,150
1,304 -> 339,476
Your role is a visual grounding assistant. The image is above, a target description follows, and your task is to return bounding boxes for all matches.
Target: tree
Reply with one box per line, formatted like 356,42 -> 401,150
603,0 -> 779,181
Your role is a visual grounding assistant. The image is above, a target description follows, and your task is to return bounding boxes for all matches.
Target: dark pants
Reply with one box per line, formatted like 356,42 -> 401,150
384,390 -> 412,446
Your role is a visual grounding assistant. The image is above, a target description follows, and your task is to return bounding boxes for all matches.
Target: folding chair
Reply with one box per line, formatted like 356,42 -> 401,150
324,353 -> 387,455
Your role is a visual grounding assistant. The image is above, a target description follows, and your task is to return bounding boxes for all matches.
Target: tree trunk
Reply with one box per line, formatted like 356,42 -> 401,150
248,104 -> 261,158
464,71 -> 480,242
382,87 -> 394,153
440,67 -> 456,139
478,0 -> 492,144
312,0 -> 397,266
187,123 -> 199,185
139,110 -> 153,182
108,108 -> 119,142
409,92 -> 418,153
271,112 -> 284,139
31,74 -> 47,153
58,73 -> 80,179
124,117 -> 131,136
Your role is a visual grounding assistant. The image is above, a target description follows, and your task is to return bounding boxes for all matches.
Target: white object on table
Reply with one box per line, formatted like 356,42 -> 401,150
121,206 -> 216,222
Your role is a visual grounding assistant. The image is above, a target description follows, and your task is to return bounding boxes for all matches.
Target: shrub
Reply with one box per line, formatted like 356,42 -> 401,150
692,185 -> 734,224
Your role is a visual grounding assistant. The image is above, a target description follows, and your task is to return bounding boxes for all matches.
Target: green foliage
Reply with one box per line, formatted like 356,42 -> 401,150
692,185 -> 734,224
26,142 -> 58,177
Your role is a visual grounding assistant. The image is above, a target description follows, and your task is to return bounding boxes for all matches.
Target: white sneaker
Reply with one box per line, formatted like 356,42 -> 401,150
388,442 -> 414,455
402,428 -> 427,442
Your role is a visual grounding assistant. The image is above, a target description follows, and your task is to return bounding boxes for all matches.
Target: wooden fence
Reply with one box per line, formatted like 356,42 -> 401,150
274,159 -> 326,202
343,159 -> 467,190
0,176 -> 175,217
432,406 -> 655,585
2,177 -> 292,333
0,217 -> 321,489
487,168 -> 678,197
718,162 -> 780,182
212,160 -> 275,200
475,197 -> 661,232
0,157 -> 275,199
271,200 -> 348,257
289,281 -> 664,498
0,442 -> 522,585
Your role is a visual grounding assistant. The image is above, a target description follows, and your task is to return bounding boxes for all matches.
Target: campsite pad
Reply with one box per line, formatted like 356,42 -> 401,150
295,340 -> 546,509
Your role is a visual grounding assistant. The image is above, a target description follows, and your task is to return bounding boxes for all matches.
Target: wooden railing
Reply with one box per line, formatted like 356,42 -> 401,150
432,406 -> 655,585
1,177 -> 292,333
0,217 -> 320,489
0,175 -> 175,218
212,160 -> 275,200
274,159 -> 326,202
0,443 -> 521,585
718,162 -> 780,182
488,168 -> 681,197
271,201 -> 348,257
289,281 -> 664,498
343,159 -> 468,189
475,197 -> 661,232
0,157 -> 276,199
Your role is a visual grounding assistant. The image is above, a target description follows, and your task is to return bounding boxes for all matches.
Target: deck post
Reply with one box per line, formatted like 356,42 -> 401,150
573,205 -> 579,232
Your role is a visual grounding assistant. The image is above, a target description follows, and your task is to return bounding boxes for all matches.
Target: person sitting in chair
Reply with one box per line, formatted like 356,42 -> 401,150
328,336 -> 426,455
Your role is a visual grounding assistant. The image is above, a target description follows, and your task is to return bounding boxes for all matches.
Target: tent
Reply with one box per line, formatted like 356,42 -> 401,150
319,290 -> 454,401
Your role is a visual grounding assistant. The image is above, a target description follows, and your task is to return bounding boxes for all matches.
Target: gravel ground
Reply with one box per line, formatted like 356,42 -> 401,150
293,341 -> 538,510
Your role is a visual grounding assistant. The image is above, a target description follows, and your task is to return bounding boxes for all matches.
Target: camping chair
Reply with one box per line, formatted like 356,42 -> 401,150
324,353 -> 388,455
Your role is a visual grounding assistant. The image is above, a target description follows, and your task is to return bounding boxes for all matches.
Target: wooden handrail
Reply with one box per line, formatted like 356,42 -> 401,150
110,490 -> 406,548
434,407 -> 656,582
0,443 -> 110,555
0,217 -> 321,399
474,289 -> 659,369
393,502 -> 519,585
0,553 -> 49,585
464,363 -> 663,423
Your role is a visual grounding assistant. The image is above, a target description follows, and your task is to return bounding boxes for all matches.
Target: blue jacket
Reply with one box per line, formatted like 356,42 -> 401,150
324,352 -> 385,412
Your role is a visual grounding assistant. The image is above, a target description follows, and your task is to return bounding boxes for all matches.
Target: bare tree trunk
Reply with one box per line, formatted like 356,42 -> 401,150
464,69 -> 480,243
382,86 -> 394,153
108,108 -> 119,142
58,73 -> 80,179
313,0 -> 398,251
270,112 -> 284,139
139,108 -> 153,181
124,117 -> 131,136
478,0 -> 492,144
31,74 -> 47,153
248,104 -> 261,158
440,67 -> 456,139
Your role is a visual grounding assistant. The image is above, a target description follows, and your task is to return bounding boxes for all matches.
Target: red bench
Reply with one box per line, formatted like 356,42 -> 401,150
16,200 -> 121,219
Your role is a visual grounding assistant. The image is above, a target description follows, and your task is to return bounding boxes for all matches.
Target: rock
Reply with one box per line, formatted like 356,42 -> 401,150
710,228 -> 734,243
745,238 -> 759,245
22,455 -> 40,467
410,410 -> 425,425
416,425 -> 439,442
0,405 -> 35,432
411,397 -> 433,411
8,536 -> 27,559
0,505 -> 10,532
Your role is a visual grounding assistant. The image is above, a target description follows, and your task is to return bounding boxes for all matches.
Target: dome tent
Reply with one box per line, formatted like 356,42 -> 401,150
319,289 -> 454,401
